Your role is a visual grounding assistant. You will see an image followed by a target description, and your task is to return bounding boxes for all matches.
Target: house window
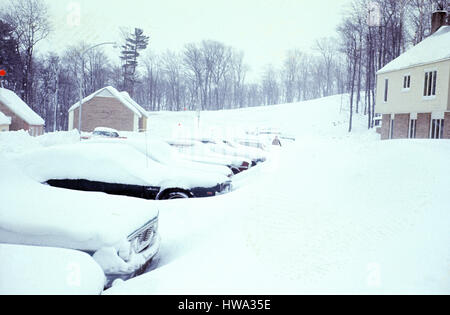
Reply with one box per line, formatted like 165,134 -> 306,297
409,119 -> 417,139
430,119 -> 444,139
389,118 -> 394,139
384,79 -> 389,102
424,71 -> 437,97
403,75 -> 411,89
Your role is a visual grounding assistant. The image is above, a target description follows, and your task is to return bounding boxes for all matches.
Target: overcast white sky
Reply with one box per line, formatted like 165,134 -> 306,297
40,0 -> 352,80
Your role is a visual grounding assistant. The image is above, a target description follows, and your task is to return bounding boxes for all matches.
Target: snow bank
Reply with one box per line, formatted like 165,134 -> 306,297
0,244 -> 105,295
37,130 -> 80,147
0,130 -> 80,157
0,130 -> 40,156
0,88 -> 44,125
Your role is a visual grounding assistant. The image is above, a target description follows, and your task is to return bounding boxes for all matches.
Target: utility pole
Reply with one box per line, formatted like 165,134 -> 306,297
53,63 -> 59,132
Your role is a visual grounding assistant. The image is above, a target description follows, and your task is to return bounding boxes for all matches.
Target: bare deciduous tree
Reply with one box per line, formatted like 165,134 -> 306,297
2,0 -> 51,107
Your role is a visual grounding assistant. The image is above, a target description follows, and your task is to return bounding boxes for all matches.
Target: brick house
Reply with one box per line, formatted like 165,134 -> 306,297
68,86 -> 149,132
0,88 -> 45,136
376,11 -> 450,140
0,111 -> 11,132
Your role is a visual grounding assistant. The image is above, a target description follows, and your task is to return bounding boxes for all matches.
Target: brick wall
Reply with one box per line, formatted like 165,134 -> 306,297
72,96 -> 135,132
380,114 -> 391,140
416,113 -> 431,138
139,116 -> 148,132
30,125 -> 44,136
443,113 -> 450,139
0,101 -> 31,132
392,114 -> 410,139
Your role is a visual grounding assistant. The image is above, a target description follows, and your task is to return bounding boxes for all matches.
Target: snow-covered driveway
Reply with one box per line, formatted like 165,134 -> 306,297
105,95 -> 450,294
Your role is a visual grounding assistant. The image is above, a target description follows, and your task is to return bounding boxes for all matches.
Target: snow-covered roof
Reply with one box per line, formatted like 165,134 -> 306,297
0,88 -> 44,126
0,111 -> 11,125
120,92 -> 149,118
68,86 -> 143,117
378,26 -> 450,74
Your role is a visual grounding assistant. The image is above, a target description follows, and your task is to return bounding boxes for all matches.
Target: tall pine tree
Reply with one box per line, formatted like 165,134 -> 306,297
120,28 -> 149,96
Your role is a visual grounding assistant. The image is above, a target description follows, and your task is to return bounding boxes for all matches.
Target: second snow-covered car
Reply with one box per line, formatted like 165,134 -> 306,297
14,142 -> 232,200
86,137 -> 234,178
167,138 -> 252,174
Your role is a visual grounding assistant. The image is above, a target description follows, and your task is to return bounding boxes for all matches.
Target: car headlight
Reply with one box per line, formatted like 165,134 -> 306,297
128,219 -> 158,254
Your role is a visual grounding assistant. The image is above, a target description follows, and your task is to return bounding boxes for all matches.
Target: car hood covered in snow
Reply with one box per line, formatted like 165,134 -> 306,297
13,142 -> 229,190
86,137 -> 233,177
0,157 -> 159,252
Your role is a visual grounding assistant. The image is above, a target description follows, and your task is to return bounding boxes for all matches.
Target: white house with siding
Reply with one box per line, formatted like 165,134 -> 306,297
375,11 -> 450,140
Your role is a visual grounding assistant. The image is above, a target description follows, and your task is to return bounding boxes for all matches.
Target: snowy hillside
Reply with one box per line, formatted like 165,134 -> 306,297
1,95 -> 449,294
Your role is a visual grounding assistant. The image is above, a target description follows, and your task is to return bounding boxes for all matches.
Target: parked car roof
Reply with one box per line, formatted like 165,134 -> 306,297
167,138 -> 252,167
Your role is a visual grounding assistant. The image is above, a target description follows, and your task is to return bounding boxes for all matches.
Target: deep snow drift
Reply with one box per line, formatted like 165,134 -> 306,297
0,244 -> 105,295
105,95 -> 450,294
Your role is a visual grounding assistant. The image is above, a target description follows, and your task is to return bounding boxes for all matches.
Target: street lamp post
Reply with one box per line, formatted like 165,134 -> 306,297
78,42 -> 116,138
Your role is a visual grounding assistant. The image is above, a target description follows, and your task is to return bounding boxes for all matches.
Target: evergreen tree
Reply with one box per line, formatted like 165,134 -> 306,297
120,28 -> 149,96
0,20 -> 23,91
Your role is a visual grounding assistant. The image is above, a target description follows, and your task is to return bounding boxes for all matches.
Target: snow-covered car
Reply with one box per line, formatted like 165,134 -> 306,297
167,138 -> 251,174
234,137 -> 268,151
87,137 -> 233,178
92,127 -> 121,138
191,137 -> 256,170
84,127 -> 128,140
221,139 -> 267,166
0,160 -> 160,288
14,142 -> 232,200
0,244 -> 106,295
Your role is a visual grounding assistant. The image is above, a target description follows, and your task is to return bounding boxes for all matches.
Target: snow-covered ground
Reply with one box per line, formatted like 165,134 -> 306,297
106,95 -> 449,294
1,94 -> 450,294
